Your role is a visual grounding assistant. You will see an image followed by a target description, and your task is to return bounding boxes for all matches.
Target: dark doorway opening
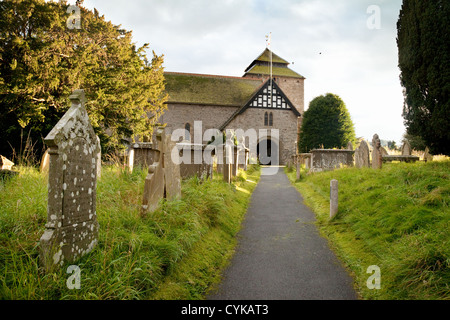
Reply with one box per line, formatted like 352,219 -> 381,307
257,139 -> 278,165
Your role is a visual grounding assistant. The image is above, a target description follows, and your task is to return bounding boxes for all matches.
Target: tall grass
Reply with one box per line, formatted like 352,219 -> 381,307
0,164 -> 260,299
286,161 -> 450,300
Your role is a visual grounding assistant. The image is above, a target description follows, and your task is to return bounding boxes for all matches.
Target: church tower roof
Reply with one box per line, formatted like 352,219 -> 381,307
243,48 -> 305,79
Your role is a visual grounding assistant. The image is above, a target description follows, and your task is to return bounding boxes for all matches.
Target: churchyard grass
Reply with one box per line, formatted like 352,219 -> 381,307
0,164 -> 260,299
286,160 -> 450,300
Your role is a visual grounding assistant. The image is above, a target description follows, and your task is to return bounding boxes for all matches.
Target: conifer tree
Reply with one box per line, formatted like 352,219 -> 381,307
299,93 -> 356,153
397,1 -> 449,155
0,0 -> 167,159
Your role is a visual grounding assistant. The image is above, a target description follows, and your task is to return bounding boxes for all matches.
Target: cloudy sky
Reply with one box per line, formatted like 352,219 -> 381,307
70,0 -> 405,144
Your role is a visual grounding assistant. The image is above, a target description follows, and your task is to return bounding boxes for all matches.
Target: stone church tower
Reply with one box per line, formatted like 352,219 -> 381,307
159,48 -> 305,165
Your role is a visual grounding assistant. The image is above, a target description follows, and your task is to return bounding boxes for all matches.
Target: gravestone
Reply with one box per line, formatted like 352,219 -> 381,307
401,140 -> 412,156
39,89 -> 100,271
371,134 -> 382,169
347,141 -> 353,151
380,146 -> 388,156
163,130 -> 181,201
354,140 -> 370,168
141,128 -> 181,215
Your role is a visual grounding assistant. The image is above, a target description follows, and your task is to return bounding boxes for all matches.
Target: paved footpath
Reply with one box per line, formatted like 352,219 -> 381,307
208,167 -> 358,300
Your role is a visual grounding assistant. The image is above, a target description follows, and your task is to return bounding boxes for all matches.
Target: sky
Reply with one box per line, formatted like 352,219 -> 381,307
67,0 -> 405,144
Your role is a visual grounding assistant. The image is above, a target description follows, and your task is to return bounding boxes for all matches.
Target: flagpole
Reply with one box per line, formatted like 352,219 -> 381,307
266,32 -> 272,107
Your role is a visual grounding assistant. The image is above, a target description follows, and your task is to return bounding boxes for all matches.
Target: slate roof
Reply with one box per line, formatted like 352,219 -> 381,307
244,48 -> 305,79
164,72 -> 264,107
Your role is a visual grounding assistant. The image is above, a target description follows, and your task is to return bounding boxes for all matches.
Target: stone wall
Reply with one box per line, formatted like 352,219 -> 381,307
310,149 -> 354,172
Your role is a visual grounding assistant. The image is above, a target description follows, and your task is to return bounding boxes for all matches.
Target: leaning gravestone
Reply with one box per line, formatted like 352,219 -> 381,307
141,127 -> 181,215
355,140 -> 370,168
39,89 -> 100,271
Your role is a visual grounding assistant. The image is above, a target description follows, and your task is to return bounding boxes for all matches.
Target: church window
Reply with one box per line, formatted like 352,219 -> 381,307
269,112 -> 273,126
264,112 -> 268,126
185,123 -> 191,141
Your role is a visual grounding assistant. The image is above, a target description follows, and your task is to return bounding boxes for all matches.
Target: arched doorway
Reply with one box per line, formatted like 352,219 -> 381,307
257,138 -> 278,165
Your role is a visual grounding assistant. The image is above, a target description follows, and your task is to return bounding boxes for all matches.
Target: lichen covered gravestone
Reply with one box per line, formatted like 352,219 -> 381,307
371,134 -> 382,169
39,90 -> 100,271
141,127 -> 181,215
355,140 -> 370,168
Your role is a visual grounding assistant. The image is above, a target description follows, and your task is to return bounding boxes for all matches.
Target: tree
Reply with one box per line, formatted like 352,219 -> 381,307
298,93 -> 356,153
0,0 -> 167,161
387,140 -> 398,151
397,1 -> 450,155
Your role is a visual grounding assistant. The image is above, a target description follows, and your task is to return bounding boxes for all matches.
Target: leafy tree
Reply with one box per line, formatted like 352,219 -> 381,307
397,1 -> 450,155
387,140 -> 398,151
298,93 -> 356,153
0,0 -> 167,161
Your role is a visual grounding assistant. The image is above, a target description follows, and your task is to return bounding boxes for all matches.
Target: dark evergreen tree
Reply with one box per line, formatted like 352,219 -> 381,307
397,0 -> 449,155
298,93 -> 356,153
0,0 -> 167,161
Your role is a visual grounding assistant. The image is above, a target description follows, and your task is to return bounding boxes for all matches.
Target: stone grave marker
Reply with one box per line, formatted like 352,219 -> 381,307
401,140 -> 412,156
371,134 -> 382,169
347,141 -> 353,151
141,128 -> 181,215
39,89 -> 100,271
355,140 -> 370,168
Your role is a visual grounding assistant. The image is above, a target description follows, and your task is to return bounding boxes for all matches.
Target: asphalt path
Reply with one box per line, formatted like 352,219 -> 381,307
208,166 -> 358,300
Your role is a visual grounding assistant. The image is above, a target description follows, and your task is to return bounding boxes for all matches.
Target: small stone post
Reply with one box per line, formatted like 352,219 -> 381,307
296,155 -> 301,180
330,179 -> 338,219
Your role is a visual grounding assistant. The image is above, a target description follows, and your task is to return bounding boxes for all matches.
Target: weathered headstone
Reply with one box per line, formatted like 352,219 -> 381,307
347,141 -> 353,151
380,146 -> 388,157
141,129 -> 165,215
39,89 -> 100,271
163,130 -> 181,201
296,156 -> 301,180
401,140 -> 412,156
223,144 -> 232,184
355,140 -> 370,168
371,134 -> 382,169
141,128 -> 181,215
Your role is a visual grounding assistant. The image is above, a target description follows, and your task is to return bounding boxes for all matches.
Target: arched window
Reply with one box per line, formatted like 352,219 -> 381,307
269,112 -> 273,126
264,112 -> 268,126
185,123 -> 191,141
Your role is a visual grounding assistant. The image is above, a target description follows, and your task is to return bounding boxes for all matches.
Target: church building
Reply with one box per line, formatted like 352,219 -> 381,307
160,48 -> 305,165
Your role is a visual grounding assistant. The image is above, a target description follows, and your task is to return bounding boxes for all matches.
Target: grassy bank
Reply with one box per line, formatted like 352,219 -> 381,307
286,161 -> 449,300
0,165 -> 260,299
